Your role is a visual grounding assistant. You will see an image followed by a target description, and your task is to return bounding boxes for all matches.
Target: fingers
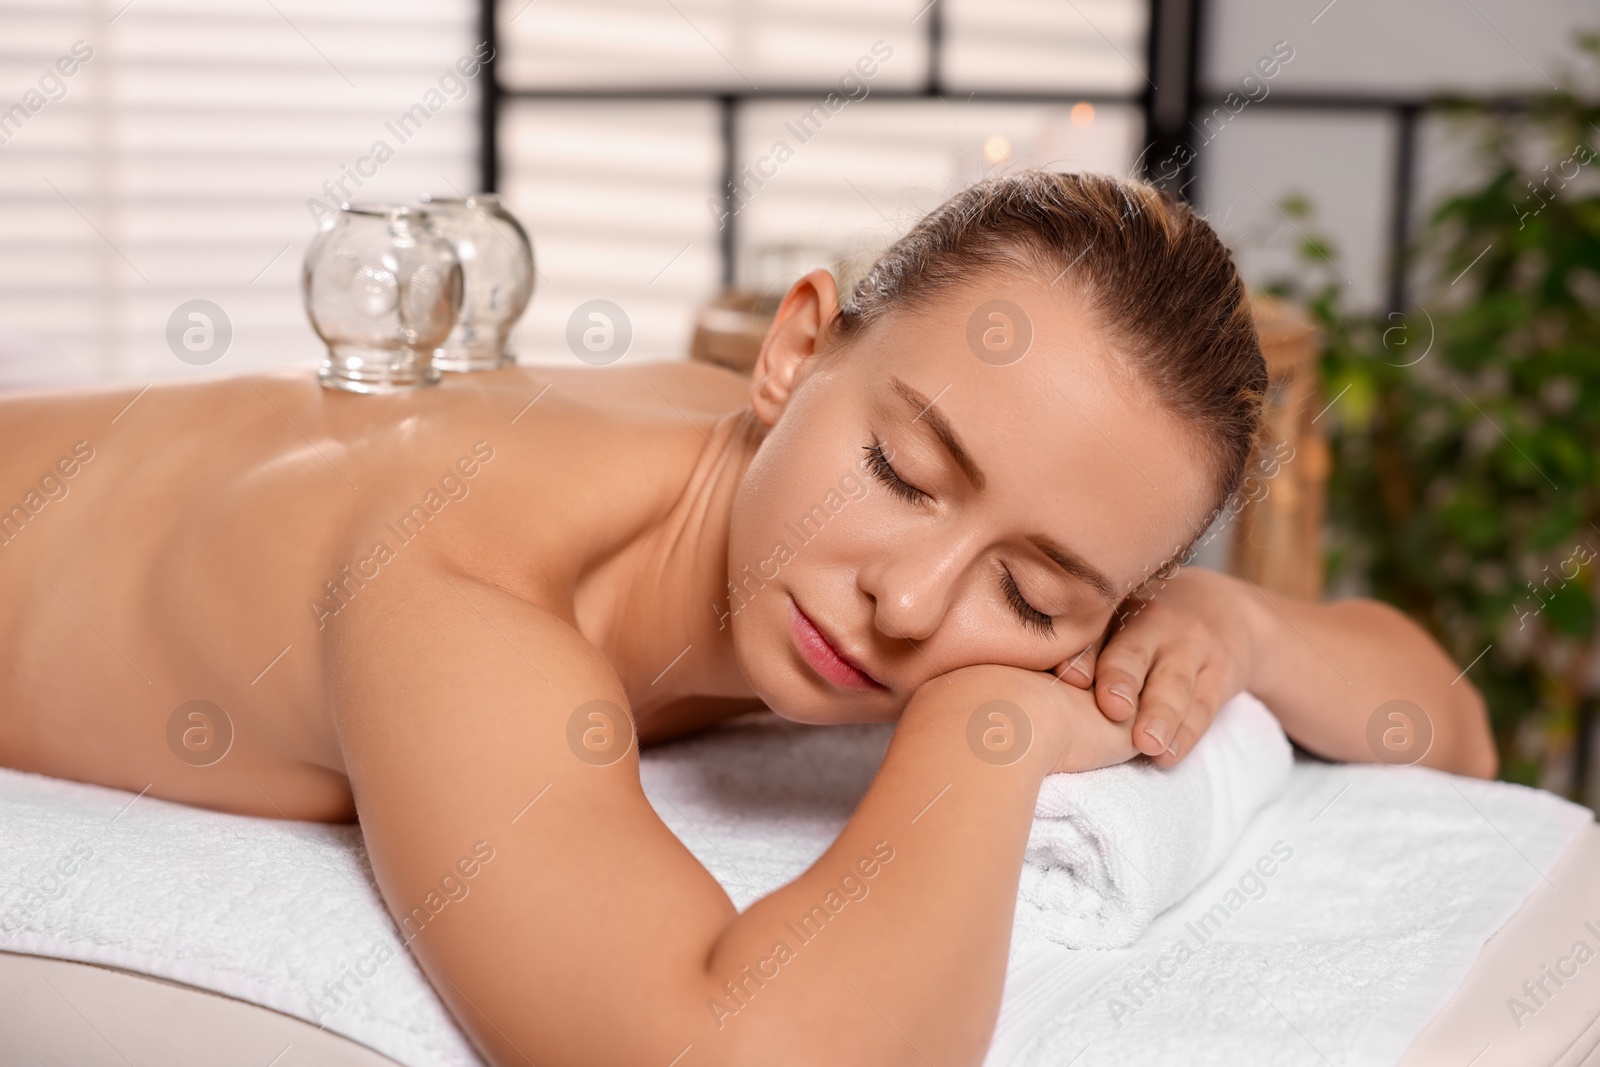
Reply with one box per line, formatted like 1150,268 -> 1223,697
1055,641 -> 1098,689
1092,633 -> 1156,722
1129,653 -> 1199,757
1046,679 -> 1141,773
1151,663 -> 1228,768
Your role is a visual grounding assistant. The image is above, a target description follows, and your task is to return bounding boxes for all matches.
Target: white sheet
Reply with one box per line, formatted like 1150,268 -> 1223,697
0,712 -> 1587,1067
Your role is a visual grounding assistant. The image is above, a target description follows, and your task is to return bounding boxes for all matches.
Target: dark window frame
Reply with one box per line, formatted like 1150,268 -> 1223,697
478,0 -> 1544,313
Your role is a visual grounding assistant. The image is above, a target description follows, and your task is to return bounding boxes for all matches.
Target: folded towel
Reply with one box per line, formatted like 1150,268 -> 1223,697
1017,690 -> 1293,949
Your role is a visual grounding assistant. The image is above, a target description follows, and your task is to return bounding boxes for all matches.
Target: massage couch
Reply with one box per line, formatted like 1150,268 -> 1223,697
2,692 -> 1596,1067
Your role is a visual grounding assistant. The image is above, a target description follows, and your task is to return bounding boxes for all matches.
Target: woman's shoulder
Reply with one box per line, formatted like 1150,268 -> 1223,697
439,360 -> 750,509
518,358 -> 753,419
387,359 -> 749,598
443,358 -> 750,463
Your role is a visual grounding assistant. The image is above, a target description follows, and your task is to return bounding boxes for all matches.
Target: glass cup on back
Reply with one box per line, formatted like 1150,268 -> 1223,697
303,203 -> 463,393
418,193 -> 535,372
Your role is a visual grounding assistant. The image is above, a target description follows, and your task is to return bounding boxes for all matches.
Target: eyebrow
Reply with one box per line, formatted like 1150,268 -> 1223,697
1029,535 -> 1120,606
888,375 -> 1121,607
890,376 -> 986,490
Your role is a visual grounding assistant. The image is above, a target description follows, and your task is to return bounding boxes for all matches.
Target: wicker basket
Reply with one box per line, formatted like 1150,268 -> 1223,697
1229,296 -> 1328,600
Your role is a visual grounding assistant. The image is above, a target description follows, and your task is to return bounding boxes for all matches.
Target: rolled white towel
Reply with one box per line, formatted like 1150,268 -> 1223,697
1015,690 -> 1292,949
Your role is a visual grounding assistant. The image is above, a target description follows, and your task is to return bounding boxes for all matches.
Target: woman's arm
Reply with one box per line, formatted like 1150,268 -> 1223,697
1077,566 -> 1498,778
1238,581 -> 1499,778
330,566 -> 1126,1067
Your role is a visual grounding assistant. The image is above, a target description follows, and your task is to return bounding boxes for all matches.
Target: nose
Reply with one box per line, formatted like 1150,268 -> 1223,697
858,527 -> 981,643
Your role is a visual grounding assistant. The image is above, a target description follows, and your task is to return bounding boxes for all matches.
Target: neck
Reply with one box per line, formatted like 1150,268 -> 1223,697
602,408 -> 768,731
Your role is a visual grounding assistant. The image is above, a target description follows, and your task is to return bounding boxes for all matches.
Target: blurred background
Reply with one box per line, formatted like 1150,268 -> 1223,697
1,0 -> 1597,804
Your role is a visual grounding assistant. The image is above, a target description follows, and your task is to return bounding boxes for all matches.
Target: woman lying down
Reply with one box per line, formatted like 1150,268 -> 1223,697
0,171 -> 1496,1066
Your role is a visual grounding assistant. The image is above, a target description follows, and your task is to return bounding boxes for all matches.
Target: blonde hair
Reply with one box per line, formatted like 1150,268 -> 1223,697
834,170 -> 1267,511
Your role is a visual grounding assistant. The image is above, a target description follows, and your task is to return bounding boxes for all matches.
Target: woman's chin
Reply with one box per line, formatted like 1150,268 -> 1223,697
764,690 -> 900,727
737,664 -> 841,726
735,657 -> 863,726
766,702 -> 845,726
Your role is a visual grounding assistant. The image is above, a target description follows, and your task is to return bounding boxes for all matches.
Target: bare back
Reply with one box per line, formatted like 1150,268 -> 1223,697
0,361 -> 752,821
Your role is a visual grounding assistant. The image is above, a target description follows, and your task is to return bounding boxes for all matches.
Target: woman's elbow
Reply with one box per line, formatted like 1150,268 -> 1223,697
1355,597 -> 1498,779
1446,682 -> 1499,780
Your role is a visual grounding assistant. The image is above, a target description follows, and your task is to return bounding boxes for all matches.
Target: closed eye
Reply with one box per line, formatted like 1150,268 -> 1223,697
863,440 -> 929,506
1001,564 -> 1056,637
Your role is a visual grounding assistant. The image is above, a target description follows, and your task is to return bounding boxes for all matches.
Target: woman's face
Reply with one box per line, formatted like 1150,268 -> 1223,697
727,268 -> 1216,724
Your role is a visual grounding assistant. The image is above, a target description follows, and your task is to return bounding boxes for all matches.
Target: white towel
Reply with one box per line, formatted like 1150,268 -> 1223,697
0,770 -> 480,1065
1017,691 -> 1293,949
987,761 -> 1591,1067
0,707 -> 1588,1067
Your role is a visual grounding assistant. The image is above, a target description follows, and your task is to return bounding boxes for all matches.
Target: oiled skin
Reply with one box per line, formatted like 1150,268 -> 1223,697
0,362 -> 761,821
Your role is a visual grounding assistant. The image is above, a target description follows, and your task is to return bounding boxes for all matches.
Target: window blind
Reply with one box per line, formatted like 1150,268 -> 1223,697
498,0 -> 1148,365
0,0 -> 479,388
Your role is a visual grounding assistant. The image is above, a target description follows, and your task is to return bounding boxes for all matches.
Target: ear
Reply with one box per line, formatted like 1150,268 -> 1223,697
749,268 -> 841,427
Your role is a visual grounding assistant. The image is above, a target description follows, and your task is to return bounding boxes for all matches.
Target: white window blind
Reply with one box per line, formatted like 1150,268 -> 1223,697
943,0 -> 1148,94
498,0 -> 932,91
731,99 -> 1141,294
501,99 -> 727,366
0,0 -> 479,389
498,0 -> 1149,365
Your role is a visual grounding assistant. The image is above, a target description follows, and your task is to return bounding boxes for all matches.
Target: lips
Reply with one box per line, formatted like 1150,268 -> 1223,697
788,597 -> 884,691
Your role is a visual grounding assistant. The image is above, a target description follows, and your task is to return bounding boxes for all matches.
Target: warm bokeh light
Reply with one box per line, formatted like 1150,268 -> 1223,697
983,133 -> 1012,164
1071,101 -> 1096,127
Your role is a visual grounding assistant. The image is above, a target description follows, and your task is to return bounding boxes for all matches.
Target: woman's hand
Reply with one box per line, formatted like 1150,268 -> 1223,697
1042,669 -> 1141,773
911,662 -> 1139,776
1056,567 -> 1262,768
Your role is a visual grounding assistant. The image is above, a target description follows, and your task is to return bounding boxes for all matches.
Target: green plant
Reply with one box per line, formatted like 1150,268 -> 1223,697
1269,37 -> 1600,800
